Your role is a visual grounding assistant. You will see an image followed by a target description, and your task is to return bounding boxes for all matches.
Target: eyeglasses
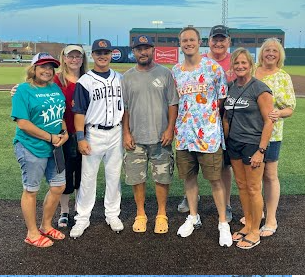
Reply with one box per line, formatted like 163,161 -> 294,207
65,55 -> 83,61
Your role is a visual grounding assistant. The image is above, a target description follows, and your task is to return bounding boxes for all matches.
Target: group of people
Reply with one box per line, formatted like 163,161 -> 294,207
11,24 -> 295,250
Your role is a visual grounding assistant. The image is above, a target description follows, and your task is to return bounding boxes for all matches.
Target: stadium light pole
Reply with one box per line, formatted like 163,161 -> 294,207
89,20 -> 91,46
152,20 -> 163,46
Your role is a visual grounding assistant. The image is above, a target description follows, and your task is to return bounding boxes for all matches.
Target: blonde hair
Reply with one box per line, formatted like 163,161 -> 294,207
230,47 -> 255,75
57,46 -> 88,87
258,38 -> 285,68
25,64 -> 55,86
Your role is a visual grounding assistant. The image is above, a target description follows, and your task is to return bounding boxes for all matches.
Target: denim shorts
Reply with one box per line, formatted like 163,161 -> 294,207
14,142 -> 66,192
265,141 -> 281,162
123,143 -> 174,185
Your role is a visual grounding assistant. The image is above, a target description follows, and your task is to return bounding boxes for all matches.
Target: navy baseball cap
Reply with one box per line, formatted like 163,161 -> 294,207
31,52 -> 60,68
92,39 -> 112,52
132,35 -> 154,49
209,25 -> 230,38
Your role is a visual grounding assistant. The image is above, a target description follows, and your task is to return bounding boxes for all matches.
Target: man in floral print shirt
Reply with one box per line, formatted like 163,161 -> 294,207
172,26 -> 232,247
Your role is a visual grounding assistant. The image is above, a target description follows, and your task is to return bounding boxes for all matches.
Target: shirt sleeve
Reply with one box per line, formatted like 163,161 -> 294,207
11,84 -> 30,121
277,73 -> 296,110
216,65 -> 228,100
72,82 -> 90,115
165,69 -> 179,106
122,76 -> 129,111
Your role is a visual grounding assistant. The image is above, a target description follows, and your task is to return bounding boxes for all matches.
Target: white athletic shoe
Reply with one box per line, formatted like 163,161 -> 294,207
70,221 -> 90,239
218,222 -> 233,247
177,214 -> 202,238
106,217 -> 124,233
177,195 -> 201,213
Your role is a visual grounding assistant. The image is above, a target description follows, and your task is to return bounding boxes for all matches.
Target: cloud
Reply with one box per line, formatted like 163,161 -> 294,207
277,11 -> 300,19
0,0 -> 215,12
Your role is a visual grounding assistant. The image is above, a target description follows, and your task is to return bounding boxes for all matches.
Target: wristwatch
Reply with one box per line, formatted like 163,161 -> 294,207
258,147 -> 267,154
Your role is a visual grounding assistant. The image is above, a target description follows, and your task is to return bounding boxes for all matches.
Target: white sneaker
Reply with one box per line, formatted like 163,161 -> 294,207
218,222 -> 233,247
70,221 -> 90,238
106,217 -> 124,233
177,214 -> 202,238
177,195 -> 200,213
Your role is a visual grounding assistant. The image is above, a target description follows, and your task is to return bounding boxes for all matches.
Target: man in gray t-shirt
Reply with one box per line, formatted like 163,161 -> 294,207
122,35 -> 178,234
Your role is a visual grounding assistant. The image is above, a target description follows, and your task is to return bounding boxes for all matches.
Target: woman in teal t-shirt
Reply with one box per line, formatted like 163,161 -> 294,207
11,53 -> 69,248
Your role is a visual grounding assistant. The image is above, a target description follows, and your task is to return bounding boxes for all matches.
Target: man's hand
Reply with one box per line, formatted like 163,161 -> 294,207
78,140 -> 91,155
123,131 -> 135,150
161,127 -> 174,146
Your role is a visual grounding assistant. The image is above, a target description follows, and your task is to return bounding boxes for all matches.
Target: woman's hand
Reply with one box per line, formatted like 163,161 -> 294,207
10,84 -> 19,97
250,151 -> 264,168
52,132 -> 69,147
268,109 -> 280,123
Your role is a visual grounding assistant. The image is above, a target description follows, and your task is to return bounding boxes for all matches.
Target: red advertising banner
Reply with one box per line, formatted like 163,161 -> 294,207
154,47 -> 178,64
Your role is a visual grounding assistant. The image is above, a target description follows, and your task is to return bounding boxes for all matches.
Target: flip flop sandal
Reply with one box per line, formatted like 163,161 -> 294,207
236,237 -> 260,250
39,228 -> 65,240
232,231 -> 247,242
133,215 -> 148,233
260,224 -> 278,237
24,235 -> 53,248
154,215 -> 168,234
58,213 -> 69,228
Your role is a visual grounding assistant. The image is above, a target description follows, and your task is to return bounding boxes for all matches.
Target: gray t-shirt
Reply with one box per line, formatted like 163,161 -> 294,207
122,63 -> 179,144
224,77 -> 272,145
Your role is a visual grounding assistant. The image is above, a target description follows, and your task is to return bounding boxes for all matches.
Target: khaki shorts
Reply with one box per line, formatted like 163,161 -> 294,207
176,147 -> 223,181
123,143 -> 174,185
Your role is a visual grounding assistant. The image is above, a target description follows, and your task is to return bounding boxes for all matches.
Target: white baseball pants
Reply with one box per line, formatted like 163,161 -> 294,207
75,125 -> 123,224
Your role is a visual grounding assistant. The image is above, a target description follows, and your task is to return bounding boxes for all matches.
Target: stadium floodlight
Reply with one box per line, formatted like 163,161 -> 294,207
151,20 -> 163,46
151,20 -> 163,29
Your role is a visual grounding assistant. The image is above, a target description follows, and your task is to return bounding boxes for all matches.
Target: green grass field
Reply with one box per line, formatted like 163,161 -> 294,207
1,64 -> 304,86
0,89 -> 304,200
0,63 -> 304,200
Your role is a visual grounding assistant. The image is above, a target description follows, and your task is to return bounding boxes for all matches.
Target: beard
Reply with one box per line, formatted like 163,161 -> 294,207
136,55 -> 153,66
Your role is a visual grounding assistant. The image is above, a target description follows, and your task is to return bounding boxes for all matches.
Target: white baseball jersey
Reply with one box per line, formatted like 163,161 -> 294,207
72,69 -> 124,126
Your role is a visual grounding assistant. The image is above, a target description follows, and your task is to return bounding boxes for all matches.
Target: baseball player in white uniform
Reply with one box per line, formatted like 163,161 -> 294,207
70,39 -> 124,238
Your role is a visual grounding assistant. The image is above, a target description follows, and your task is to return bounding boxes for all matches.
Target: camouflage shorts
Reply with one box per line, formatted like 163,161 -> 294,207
123,143 -> 174,185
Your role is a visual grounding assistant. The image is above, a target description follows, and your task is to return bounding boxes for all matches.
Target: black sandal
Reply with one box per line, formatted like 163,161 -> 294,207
58,213 -> 69,228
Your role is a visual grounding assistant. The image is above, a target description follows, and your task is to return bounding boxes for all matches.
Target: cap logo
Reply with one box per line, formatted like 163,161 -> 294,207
38,52 -> 51,59
99,41 -> 108,48
139,36 -> 148,43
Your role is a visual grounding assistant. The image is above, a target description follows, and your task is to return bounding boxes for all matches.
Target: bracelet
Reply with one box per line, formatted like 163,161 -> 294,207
76,131 -> 85,142
49,133 -> 53,143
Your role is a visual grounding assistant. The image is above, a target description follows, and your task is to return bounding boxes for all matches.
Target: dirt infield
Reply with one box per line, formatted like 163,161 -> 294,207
1,195 -> 305,275
1,75 -> 304,96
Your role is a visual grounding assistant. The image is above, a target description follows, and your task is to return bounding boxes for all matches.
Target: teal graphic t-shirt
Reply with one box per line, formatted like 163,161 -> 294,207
11,82 -> 66,158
